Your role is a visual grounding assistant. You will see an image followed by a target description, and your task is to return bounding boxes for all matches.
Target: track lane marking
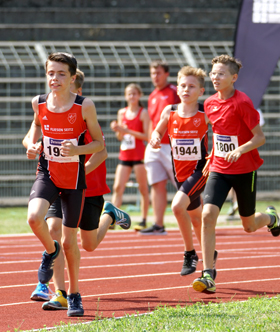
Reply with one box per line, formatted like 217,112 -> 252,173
1,276 -> 280,307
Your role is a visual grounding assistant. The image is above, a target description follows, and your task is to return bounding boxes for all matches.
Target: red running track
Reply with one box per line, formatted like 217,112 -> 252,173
0,227 -> 280,331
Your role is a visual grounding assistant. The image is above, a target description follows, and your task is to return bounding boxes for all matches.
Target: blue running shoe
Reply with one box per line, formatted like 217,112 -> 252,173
102,201 -> 131,230
30,282 -> 51,301
67,293 -> 84,317
38,240 -> 60,284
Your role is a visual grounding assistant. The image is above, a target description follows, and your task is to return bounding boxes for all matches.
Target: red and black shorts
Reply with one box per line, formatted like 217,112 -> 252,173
176,169 -> 207,211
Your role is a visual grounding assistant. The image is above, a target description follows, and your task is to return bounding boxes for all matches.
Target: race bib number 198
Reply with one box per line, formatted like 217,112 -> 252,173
213,133 -> 238,158
43,136 -> 79,163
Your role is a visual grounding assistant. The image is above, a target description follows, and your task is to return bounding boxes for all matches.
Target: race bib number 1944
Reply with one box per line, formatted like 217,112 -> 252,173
172,138 -> 201,161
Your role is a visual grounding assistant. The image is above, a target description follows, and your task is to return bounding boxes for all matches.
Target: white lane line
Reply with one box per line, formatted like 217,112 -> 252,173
1,276 -> 280,307
1,264 -> 280,290
1,246 -> 279,265
0,253 -> 280,276
0,238 -> 278,254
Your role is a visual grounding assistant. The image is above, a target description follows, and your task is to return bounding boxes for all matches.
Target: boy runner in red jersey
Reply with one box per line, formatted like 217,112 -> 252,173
26,53 -> 130,317
192,55 -> 280,294
25,69 -> 131,314
150,66 -> 214,276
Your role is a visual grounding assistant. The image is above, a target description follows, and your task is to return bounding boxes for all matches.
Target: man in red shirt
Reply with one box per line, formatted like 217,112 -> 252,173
139,60 -> 180,235
192,55 -> 280,294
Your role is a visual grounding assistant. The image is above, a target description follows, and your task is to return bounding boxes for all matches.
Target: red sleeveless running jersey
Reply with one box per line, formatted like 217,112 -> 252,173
119,107 -> 146,161
84,129 -> 110,197
168,104 -> 208,182
37,94 -> 87,189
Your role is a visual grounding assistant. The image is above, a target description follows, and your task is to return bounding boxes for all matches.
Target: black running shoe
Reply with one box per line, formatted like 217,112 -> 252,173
139,224 -> 167,235
180,253 -> 199,276
267,206 -> 280,237
38,240 -> 60,284
67,293 -> 84,317
134,220 -> 147,231
213,250 -> 218,280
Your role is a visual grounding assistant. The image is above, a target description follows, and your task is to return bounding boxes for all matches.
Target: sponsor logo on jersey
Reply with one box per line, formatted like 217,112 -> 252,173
174,128 -> 178,133
193,118 -> 201,127
68,113 -> 77,124
151,98 -> 157,104
160,95 -> 169,100
44,124 -> 49,131
173,120 -> 178,124
42,115 -> 48,120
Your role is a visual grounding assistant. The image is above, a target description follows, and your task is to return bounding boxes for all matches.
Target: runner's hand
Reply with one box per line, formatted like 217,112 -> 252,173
149,137 -> 161,149
61,140 -> 77,156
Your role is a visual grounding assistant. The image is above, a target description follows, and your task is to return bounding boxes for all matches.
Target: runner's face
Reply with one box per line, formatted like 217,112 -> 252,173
177,75 -> 204,103
150,66 -> 169,89
210,63 -> 237,91
46,61 -> 75,92
125,87 -> 141,106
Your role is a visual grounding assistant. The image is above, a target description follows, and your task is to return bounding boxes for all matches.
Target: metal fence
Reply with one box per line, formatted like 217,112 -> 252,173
0,41 -> 279,205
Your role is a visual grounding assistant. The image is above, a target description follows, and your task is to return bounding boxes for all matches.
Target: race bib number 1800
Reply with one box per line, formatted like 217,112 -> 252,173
213,133 -> 239,158
43,136 -> 79,163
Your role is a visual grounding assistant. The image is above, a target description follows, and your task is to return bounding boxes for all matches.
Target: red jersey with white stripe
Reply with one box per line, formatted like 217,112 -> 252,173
148,84 -> 181,144
168,104 -> 208,182
119,107 -> 146,161
84,129 -> 110,197
204,90 -> 263,174
37,93 -> 87,189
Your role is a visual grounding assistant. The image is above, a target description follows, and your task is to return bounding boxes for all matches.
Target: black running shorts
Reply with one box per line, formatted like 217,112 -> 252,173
203,171 -> 257,217
176,169 -> 206,211
45,194 -> 104,231
119,159 -> 143,167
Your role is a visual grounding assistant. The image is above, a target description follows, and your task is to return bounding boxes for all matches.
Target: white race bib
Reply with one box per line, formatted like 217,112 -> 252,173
120,134 -> 135,151
172,138 -> 201,161
213,133 -> 239,158
43,136 -> 79,163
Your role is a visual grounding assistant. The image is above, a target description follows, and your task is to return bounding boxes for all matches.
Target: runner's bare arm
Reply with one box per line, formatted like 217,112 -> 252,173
85,146 -> 108,175
150,105 -> 171,149
26,96 -> 42,159
225,124 -> 265,163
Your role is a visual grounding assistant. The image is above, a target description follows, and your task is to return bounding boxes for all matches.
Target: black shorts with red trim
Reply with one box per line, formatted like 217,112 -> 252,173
29,172 -> 85,229
176,169 -> 207,211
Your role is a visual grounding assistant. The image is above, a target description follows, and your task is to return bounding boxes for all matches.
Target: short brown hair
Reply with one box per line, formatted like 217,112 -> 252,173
74,69 -> 85,89
211,55 -> 242,75
150,59 -> 169,73
177,66 -> 206,87
45,52 -> 77,76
